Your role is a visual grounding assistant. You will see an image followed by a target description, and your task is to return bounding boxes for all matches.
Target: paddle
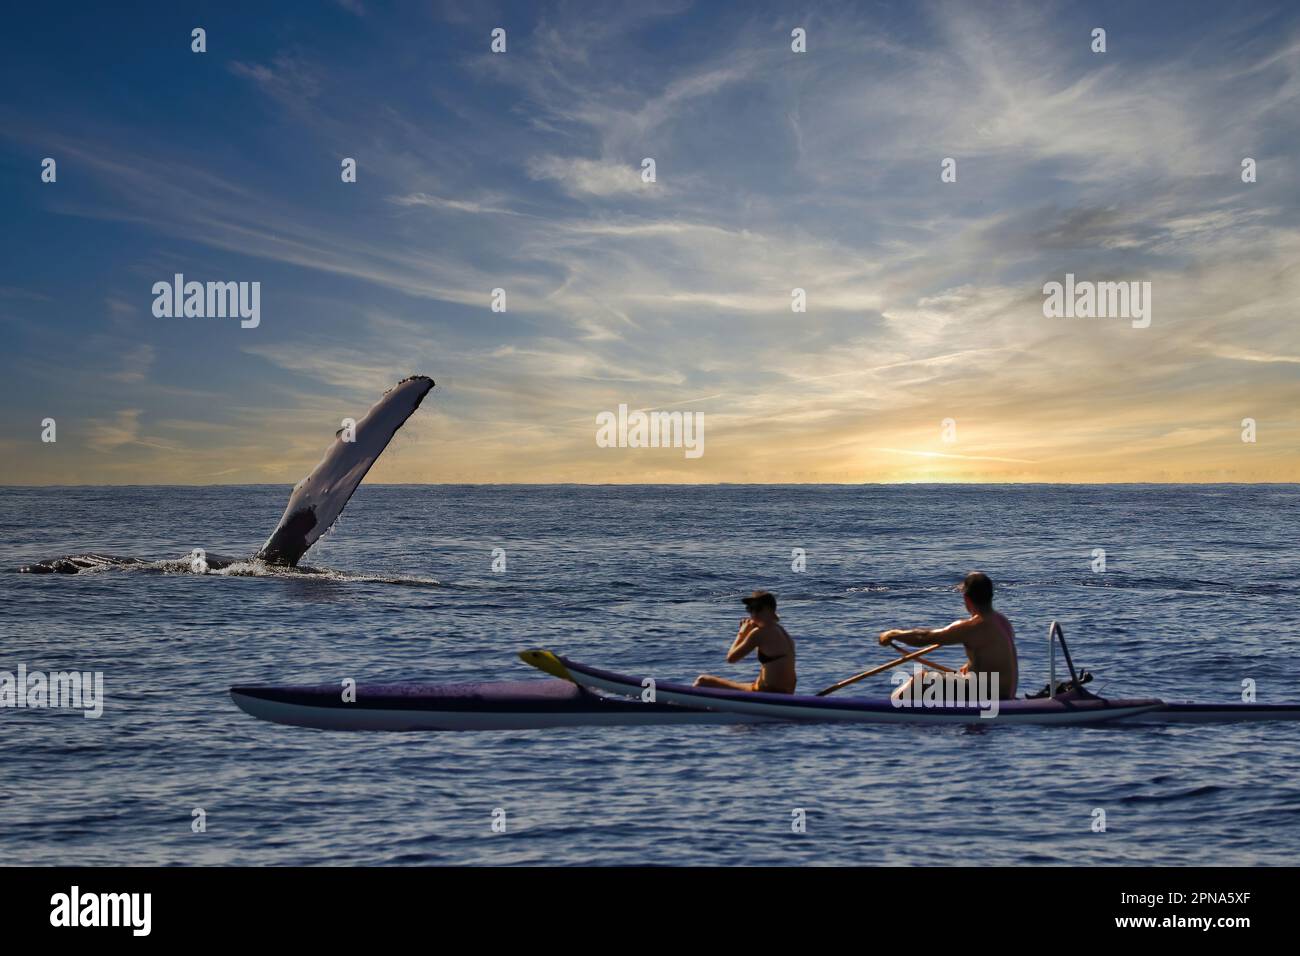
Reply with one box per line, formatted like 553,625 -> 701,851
891,641 -> 956,676
814,642 -> 946,697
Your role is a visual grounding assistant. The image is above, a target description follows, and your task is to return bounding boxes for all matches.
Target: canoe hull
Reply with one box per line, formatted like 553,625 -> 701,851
230,679 -> 768,731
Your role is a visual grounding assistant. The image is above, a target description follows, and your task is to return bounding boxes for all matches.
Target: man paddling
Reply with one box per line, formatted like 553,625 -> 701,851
880,572 -> 1018,701
694,590 -> 797,693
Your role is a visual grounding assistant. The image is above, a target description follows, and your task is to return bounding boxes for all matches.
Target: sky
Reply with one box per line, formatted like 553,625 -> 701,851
1,0 -> 1298,484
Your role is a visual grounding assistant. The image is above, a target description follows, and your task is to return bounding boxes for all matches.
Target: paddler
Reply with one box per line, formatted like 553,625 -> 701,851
694,590 -> 797,693
879,571 -> 1018,701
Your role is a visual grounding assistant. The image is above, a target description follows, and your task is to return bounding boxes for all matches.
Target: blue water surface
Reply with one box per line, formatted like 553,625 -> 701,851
2,484 -> 1298,865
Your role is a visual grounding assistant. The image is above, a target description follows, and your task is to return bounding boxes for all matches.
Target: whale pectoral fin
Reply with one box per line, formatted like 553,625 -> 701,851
255,375 -> 434,567
255,507 -> 318,566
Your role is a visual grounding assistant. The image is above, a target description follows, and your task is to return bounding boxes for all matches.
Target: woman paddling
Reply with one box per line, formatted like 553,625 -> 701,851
694,590 -> 797,694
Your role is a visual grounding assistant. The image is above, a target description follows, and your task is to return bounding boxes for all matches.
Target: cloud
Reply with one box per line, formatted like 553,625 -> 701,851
109,344 -> 155,384
229,54 -> 323,103
526,156 -> 651,197
86,409 -> 145,453
387,192 -> 527,216
1202,345 -> 1300,365
872,448 -> 1038,464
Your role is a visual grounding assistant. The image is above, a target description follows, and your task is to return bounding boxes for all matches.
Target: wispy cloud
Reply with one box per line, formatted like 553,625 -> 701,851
229,54 -> 323,103
108,344 -> 155,384
873,448 -> 1038,464
527,156 -> 652,198
387,192 -> 529,216
86,409 -> 171,453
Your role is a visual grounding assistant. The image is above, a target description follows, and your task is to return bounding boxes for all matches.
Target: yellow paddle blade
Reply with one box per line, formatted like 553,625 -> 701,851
518,649 -> 573,682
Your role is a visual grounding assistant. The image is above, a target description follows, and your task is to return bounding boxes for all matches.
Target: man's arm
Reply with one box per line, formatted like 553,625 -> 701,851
880,618 -> 976,647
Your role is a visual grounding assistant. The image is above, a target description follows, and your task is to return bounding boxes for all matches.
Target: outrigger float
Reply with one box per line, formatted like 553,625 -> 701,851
230,623 -> 1300,732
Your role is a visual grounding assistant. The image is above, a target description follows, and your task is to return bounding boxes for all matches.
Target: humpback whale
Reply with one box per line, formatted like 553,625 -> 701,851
19,375 -> 435,574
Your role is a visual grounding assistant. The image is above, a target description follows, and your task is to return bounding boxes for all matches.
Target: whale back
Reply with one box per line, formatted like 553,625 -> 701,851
256,375 -> 434,566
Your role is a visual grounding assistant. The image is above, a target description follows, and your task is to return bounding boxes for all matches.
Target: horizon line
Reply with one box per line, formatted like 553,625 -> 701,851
3,481 -> 1297,489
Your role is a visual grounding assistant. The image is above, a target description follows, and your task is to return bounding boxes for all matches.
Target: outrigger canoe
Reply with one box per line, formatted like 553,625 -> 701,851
230,622 -> 1300,731
228,668 -> 1300,731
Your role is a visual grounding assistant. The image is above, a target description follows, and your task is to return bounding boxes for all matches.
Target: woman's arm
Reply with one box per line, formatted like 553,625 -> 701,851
727,621 -> 763,663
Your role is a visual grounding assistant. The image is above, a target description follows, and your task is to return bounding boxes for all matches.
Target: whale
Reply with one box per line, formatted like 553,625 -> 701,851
19,375 -> 435,574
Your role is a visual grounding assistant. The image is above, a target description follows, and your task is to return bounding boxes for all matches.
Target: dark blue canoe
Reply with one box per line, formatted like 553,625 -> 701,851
230,678 -> 766,731
231,661 -> 1300,731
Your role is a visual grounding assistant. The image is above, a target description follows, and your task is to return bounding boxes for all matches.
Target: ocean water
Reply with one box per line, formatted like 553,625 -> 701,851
2,484 -> 1299,866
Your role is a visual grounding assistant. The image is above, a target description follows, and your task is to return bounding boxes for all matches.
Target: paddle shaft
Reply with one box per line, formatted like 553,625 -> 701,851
815,642 -> 945,697
891,641 -> 956,675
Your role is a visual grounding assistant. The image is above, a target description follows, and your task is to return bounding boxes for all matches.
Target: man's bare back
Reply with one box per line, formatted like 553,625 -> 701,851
879,572 -> 1018,699
952,610 -> 1018,698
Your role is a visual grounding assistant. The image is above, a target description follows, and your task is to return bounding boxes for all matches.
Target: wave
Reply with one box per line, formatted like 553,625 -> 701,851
847,576 -> 1294,597
213,561 -> 441,588
12,553 -> 440,587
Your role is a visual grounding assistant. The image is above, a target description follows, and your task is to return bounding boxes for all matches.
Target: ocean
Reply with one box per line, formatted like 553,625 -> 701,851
2,484 -> 1298,865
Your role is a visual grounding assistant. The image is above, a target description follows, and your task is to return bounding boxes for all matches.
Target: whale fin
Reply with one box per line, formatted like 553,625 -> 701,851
256,375 -> 435,566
